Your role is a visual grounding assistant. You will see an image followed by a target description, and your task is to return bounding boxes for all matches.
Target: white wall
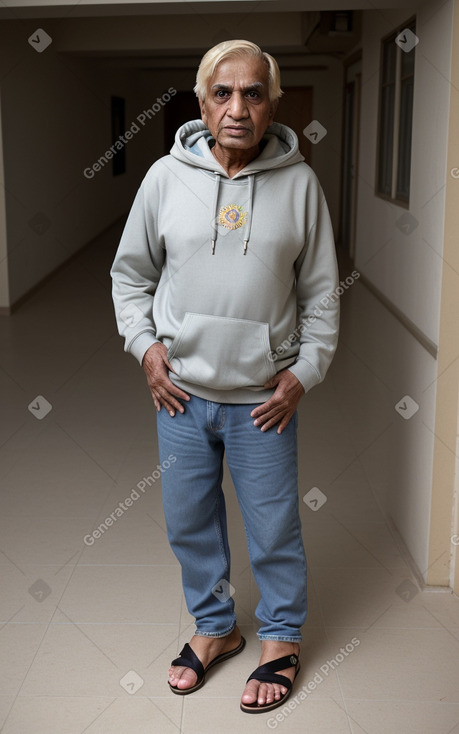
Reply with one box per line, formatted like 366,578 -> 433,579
281,61 -> 343,234
0,20 -> 150,307
354,1 -> 454,579
357,5 -> 451,344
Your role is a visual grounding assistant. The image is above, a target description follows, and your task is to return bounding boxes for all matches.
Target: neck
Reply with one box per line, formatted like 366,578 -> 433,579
211,143 -> 259,178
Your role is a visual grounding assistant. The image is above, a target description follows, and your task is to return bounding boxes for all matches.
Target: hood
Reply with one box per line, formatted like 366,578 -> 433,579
170,119 -> 304,178
169,119 -> 304,256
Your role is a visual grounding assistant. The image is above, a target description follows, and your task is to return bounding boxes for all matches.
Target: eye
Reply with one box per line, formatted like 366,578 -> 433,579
247,91 -> 260,99
216,90 -> 229,99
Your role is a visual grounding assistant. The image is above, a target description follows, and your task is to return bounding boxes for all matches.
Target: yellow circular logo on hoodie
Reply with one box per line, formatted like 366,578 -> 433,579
219,204 -> 247,230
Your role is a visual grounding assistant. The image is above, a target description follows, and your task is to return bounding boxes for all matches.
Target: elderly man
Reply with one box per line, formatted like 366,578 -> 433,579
110,39 -> 339,714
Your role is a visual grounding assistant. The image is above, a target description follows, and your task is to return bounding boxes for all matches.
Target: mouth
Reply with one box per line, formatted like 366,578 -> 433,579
223,126 -> 251,135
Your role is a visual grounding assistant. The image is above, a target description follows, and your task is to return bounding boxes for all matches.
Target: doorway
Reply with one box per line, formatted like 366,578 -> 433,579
164,91 -> 201,154
275,86 -> 313,165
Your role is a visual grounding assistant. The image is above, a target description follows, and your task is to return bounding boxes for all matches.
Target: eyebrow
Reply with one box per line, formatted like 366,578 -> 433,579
210,82 -> 265,93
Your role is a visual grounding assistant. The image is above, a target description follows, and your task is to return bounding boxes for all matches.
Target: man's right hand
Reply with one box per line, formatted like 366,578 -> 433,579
142,343 -> 190,416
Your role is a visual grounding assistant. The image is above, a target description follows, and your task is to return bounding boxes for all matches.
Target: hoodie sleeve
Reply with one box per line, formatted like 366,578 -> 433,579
110,175 -> 166,365
287,180 -> 340,393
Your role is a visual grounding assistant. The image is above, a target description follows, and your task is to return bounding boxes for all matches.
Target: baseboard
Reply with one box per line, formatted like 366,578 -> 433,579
386,515 -> 452,593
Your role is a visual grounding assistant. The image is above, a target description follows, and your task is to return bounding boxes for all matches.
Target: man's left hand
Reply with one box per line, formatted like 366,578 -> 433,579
251,369 -> 305,434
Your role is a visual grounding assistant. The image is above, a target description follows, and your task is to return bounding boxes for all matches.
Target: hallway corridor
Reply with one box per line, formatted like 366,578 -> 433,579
0,221 -> 458,733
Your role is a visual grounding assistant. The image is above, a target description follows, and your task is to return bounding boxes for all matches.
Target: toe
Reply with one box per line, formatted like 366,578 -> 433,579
168,664 -> 184,683
241,679 -> 290,707
262,683 -> 274,705
241,679 -> 259,704
273,683 -> 287,700
169,665 -> 197,690
241,680 -> 274,706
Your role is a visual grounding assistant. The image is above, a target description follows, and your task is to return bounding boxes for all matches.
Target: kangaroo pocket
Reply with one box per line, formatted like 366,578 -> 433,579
167,312 -> 276,391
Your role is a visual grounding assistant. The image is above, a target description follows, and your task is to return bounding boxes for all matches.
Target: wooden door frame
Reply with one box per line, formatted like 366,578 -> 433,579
274,85 -> 313,165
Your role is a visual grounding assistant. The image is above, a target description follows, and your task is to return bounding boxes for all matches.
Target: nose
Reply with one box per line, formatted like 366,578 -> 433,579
228,91 -> 249,120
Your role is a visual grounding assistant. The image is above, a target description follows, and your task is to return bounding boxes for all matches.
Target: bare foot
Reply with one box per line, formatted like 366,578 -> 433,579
168,626 -> 242,691
240,640 -> 300,707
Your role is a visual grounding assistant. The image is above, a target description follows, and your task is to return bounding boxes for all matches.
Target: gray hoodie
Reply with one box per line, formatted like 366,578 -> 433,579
110,119 -> 340,403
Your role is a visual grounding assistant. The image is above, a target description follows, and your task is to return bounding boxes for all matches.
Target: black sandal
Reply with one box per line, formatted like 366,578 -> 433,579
168,636 -> 246,695
240,653 -> 301,713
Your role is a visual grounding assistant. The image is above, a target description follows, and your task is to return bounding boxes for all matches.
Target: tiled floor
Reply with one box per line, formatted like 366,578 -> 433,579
0,221 -> 458,734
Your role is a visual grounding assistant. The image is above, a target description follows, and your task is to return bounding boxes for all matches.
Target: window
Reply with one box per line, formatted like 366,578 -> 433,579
376,19 -> 416,205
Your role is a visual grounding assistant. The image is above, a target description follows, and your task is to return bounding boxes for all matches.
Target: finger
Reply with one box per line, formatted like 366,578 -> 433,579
277,410 -> 295,434
158,396 -> 183,416
276,413 -> 293,434
160,374 -> 191,402
161,353 -> 189,399
161,351 -> 176,374
162,394 -> 186,414
260,417 -> 281,432
253,412 -> 276,427
253,403 -> 286,426
251,399 -> 276,418
250,391 -> 288,419
150,389 -> 172,414
144,355 -> 190,402
155,378 -> 189,404
151,390 -> 175,415
156,387 -> 189,416
259,408 -> 292,432
166,382 -> 191,402
147,378 -> 189,414
253,412 -> 282,431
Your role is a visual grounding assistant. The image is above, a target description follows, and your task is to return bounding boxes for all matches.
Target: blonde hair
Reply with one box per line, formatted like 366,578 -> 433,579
194,39 -> 283,102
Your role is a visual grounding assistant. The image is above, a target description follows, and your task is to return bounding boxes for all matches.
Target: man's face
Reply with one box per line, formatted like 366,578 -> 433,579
199,55 -> 277,153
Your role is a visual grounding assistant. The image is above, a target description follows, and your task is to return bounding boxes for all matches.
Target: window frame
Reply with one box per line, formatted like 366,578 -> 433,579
375,16 -> 416,208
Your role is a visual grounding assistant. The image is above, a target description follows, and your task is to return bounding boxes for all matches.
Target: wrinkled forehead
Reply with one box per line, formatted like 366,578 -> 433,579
208,56 -> 270,92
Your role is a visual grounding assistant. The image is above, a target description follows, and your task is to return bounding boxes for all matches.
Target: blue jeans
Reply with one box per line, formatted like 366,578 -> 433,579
156,395 -> 307,642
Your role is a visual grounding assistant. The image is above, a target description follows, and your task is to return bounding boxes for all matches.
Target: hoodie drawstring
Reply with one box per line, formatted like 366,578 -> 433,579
211,172 -> 221,256
210,172 -> 255,256
243,174 -> 254,256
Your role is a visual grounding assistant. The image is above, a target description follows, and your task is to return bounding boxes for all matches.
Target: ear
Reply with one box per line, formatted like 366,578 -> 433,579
199,96 -> 208,126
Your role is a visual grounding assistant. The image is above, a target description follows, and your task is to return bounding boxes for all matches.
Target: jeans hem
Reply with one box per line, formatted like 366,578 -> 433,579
257,634 -> 302,642
194,622 -> 237,638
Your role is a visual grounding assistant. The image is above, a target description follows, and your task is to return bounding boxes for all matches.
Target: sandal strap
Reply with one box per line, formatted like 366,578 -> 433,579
170,643 -> 204,680
246,653 -> 299,688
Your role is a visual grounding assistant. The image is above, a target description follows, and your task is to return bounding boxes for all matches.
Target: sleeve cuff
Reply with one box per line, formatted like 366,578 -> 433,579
128,332 -> 161,365
288,360 -> 322,394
